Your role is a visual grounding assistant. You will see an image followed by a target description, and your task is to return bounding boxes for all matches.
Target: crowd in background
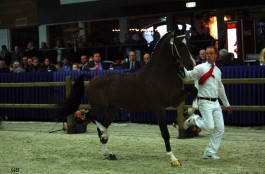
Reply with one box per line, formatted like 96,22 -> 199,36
0,28 -> 248,74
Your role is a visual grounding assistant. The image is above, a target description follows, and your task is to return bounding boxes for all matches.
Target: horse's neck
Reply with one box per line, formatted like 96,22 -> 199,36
143,42 -> 176,78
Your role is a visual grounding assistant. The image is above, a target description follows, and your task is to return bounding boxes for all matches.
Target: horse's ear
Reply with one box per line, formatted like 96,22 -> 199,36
174,22 -> 186,36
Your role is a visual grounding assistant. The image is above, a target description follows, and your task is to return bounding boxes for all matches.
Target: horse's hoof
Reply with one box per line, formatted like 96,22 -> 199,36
171,160 -> 181,167
109,154 -> 117,160
102,154 -> 117,160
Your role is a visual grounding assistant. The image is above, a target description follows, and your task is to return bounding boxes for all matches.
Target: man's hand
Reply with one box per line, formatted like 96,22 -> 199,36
227,106 -> 232,114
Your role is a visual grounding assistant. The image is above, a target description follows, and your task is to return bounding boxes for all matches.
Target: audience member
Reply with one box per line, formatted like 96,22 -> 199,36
72,63 -> 80,71
85,51 -> 109,70
227,52 -> 242,66
80,54 -> 89,71
108,35 -> 123,61
10,60 -> 26,73
141,53 -> 151,66
197,49 -> 207,64
122,50 -> 141,70
217,48 -> 230,66
0,59 -> 10,73
26,57 -> 34,72
30,57 -> 43,72
131,32 -> 149,60
189,26 -> 203,56
0,45 -> 11,66
0,45 -> 10,58
64,40 -> 75,60
149,31 -> 161,54
54,39 -> 64,64
59,55 -> 72,72
25,41 -> 39,58
43,57 -> 57,72
21,56 -> 29,71
122,32 -> 134,59
11,45 -> 22,62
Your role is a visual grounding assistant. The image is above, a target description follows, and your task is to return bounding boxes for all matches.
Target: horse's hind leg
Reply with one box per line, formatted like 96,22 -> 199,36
184,86 -> 198,116
155,110 -> 181,167
93,106 -> 119,160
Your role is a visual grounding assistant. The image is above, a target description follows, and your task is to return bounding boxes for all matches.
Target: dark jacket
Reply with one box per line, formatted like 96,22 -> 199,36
122,60 -> 141,70
83,61 -> 109,71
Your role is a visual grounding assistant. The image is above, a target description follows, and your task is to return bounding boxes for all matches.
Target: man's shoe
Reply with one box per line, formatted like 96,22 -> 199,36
203,153 -> 220,160
183,114 -> 196,130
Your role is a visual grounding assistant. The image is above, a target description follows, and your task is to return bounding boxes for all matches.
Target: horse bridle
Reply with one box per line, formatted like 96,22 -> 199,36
170,34 -> 189,78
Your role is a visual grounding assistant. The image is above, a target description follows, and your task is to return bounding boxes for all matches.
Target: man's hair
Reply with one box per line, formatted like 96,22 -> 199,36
206,46 -> 218,54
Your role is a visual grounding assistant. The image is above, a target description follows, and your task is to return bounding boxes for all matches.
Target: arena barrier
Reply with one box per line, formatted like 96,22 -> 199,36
0,66 -> 265,128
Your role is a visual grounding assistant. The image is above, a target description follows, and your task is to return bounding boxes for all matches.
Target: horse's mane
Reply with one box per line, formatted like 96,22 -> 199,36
150,31 -> 172,57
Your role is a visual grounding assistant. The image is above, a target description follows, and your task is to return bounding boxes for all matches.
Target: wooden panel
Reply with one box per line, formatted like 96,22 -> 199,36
0,0 -> 38,28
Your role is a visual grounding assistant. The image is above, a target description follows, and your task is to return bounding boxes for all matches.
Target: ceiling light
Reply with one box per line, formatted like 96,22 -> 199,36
186,2 -> 196,8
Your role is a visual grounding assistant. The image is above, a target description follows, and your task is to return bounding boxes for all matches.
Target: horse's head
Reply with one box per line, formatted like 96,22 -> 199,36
170,23 -> 196,70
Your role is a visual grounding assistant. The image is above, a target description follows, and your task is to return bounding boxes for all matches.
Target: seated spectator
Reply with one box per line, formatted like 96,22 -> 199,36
29,57 -> 43,72
59,55 -> 72,72
0,59 -> 10,73
10,60 -> 26,73
26,57 -> 34,72
72,63 -> 80,71
141,53 -> 151,66
43,57 -> 57,72
21,56 -> 29,72
80,54 -> 89,71
85,52 -> 109,70
122,50 -> 141,70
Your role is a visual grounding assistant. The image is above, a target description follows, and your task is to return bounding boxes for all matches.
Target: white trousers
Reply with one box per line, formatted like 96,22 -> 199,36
193,99 -> 224,155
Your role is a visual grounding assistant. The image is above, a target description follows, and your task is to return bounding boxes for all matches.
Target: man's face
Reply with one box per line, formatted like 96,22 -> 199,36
33,59 -> 39,66
129,52 -> 136,61
93,53 -> 101,62
143,54 -> 150,63
80,56 -> 87,63
199,51 -> 206,60
206,48 -> 217,64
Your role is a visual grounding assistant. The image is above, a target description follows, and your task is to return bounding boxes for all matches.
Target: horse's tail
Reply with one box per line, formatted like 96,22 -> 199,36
57,74 -> 93,117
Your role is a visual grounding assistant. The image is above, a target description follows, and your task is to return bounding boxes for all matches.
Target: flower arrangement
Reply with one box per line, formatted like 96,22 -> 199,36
74,109 -> 89,123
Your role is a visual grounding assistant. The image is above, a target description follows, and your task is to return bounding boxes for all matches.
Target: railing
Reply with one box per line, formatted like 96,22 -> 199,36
1,76 -> 265,138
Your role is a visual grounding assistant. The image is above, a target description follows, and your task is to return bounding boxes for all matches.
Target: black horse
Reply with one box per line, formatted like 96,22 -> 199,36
58,26 -> 196,166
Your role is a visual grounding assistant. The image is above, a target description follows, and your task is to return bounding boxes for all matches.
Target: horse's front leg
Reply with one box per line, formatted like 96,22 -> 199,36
155,110 -> 181,167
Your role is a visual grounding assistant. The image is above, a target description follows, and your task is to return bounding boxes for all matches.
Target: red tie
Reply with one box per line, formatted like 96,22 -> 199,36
199,64 -> 214,85
95,63 -> 99,70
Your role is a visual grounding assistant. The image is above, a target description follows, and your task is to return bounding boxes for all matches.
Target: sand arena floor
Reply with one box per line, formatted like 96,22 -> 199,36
0,121 -> 265,174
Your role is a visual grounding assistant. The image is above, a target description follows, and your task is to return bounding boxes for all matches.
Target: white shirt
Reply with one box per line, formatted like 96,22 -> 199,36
184,62 -> 230,107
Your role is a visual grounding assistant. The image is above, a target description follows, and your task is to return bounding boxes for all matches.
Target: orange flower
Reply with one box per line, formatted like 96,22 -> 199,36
74,109 -> 89,122
75,111 -> 82,118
